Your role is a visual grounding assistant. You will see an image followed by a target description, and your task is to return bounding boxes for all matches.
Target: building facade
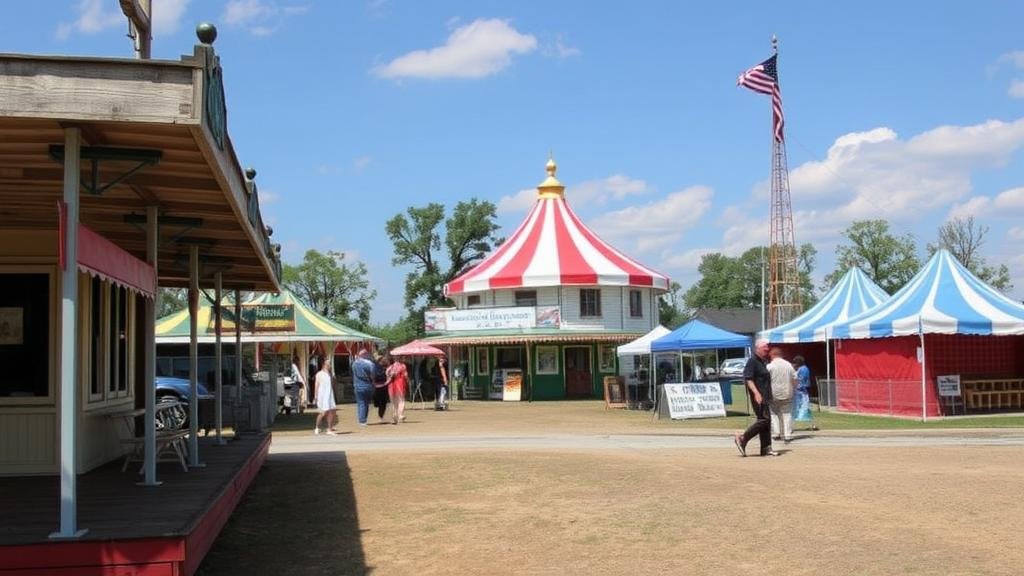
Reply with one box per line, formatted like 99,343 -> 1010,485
424,159 -> 669,400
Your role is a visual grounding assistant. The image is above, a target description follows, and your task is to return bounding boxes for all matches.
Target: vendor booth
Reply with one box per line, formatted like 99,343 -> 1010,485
616,325 -> 671,408
830,250 -> 1024,418
650,319 -> 752,409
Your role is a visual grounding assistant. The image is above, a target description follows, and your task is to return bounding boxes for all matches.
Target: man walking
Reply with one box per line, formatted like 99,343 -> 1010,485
351,349 -> 376,427
767,347 -> 797,443
734,339 -> 777,457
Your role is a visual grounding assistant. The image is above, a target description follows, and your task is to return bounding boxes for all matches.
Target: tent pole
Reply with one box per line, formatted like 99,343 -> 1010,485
214,271 -> 223,444
526,342 -> 532,403
919,328 -> 927,422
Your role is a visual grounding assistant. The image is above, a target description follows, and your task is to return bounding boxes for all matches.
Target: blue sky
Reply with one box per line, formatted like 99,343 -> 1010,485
6,1 -> 1024,322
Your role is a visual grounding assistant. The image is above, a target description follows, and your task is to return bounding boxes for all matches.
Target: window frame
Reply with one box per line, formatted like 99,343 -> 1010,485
629,289 -> 643,318
514,290 -> 537,307
0,265 -> 56,405
579,288 -> 602,318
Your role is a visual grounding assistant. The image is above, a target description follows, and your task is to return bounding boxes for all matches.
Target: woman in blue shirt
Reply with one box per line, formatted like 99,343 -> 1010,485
792,356 -> 818,430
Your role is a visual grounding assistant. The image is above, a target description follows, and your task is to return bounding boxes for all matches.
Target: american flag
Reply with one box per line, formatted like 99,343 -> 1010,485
737,54 -> 784,142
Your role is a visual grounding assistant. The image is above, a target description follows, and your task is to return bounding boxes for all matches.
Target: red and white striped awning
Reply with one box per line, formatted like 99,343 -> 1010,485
445,159 -> 669,296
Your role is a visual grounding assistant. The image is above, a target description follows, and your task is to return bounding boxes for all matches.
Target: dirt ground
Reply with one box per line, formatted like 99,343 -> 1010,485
199,402 -> 1024,576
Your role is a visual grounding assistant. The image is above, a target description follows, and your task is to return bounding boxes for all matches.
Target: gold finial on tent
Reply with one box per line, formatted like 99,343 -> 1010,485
537,154 -> 564,198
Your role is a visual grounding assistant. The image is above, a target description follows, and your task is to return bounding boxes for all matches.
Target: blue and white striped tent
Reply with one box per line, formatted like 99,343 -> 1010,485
831,249 -> 1024,339
761,267 -> 888,343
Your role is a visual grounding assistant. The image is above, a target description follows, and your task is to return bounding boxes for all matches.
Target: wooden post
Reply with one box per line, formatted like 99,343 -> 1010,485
140,205 -> 161,485
188,245 -> 204,467
214,271 -> 224,444
51,127 -> 87,539
235,288 -> 242,435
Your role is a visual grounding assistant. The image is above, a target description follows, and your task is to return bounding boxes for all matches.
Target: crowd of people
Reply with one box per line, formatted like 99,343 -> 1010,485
734,339 -> 817,457
296,349 -> 448,435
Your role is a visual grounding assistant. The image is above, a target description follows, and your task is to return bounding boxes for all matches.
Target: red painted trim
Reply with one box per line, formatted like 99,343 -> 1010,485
446,200 -> 543,295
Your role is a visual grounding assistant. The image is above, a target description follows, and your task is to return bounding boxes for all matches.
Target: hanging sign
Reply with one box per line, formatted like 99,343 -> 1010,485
215,304 -> 295,332
663,383 -> 726,419
425,306 -> 562,332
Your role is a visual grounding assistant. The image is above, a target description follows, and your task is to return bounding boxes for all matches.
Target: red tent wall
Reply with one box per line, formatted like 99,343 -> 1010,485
834,334 -> 1024,417
775,342 -> 827,391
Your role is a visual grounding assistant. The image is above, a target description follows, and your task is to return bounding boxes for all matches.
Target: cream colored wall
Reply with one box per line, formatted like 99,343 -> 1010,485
0,233 -> 135,475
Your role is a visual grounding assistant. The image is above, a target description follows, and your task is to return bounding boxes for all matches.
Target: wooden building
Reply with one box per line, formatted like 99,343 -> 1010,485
0,22 -> 280,572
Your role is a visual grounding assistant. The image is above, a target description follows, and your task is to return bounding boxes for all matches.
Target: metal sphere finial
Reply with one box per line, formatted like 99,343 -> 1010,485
245,167 -> 256,180
196,22 -> 218,45
265,225 -> 274,237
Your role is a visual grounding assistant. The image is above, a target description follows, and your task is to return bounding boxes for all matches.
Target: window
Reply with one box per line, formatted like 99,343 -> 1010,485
467,294 -> 481,306
0,272 -> 52,398
474,347 -> 489,375
629,290 -> 643,318
580,288 -> 602,317
495,347 -> 523,369
514,290 -> 537,307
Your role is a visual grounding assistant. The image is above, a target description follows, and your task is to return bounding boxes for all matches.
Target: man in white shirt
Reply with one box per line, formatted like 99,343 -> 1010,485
767,347 -> 797,444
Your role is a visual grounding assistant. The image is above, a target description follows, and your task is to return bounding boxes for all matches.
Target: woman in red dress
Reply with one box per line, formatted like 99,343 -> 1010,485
385,354 -> 408,424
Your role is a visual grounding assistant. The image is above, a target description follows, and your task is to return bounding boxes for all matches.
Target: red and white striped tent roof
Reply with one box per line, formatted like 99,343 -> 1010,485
445,159 -> 670,296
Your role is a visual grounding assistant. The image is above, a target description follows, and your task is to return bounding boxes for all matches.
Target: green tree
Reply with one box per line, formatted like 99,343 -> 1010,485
385,199 -> 502,309
926,215 -> 1012,292
282,249 -> 376,328
684,244 -> 818,312
158,288 -> 187,318
658,281 -> 689,329
366,313 -> 422,347
825,220 -> 919,294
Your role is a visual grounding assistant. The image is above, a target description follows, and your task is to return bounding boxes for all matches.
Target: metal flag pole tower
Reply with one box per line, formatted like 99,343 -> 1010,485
764,36 -> 802,328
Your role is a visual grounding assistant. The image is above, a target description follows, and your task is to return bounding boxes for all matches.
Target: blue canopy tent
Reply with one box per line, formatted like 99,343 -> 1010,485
830,249 -> 1024,419
651,319 -> 752,407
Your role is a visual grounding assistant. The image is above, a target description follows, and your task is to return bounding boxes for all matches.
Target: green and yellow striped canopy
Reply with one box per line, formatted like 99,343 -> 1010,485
155,289 -> 382,344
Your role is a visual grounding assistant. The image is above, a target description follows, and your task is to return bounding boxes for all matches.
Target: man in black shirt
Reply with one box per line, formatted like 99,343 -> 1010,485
734,339 -> 778,457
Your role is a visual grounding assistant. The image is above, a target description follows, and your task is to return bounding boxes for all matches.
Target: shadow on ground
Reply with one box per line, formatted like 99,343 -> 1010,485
197,451 -> 367,575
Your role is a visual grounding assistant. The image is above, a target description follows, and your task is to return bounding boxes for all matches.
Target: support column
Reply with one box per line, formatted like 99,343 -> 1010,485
188,245 -> 204,467
141,206 -> 161,485
235,288 -> 242,435
52,127 -> 86,539
214,272 -> 224,444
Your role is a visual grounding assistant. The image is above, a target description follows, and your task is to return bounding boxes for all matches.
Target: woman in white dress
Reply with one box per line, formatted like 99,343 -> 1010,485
313,357 -> 337,435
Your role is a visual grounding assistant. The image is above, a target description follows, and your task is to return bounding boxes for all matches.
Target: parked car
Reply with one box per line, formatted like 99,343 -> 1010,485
155,376 -> 214,403
719,358 -> 747,377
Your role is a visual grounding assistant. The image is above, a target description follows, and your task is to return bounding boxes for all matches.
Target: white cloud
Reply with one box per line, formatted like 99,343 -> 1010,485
496,174 -> 649,217
997,51 -> 1024,70
56,0 -> 122,40
1010,79 -> 1024,99
948,186 -> 1024,220
552,36 -> 581,58
224,0 -> 273,25
258,189 -> 280,205
373,18 -> 537,79
497,188 -> 536,216
152,0 -> 191,36
222,0 -> 307,36
353,155 -> 373,171
785,119 -> 1024,228
1007,226 -> 1024,242
569,174 -> 649,205
366,0 -> 389,17
588,186 -> 714,255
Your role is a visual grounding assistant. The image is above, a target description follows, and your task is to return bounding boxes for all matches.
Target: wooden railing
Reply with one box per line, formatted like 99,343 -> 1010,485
962,379 -> 1024,411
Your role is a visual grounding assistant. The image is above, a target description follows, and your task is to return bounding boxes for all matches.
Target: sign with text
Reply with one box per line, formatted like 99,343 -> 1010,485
663,383 -> 726,420
425,306 -> 561,332
937,374 -> 961,397
215,304 -> 295,333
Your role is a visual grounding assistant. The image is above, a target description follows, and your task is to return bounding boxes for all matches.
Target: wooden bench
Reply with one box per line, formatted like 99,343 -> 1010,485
120,429 -> 190,473
962,379 -> 1024,411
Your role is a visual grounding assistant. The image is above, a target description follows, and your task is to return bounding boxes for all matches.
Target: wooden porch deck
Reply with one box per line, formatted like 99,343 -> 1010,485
0,432 -> 270,576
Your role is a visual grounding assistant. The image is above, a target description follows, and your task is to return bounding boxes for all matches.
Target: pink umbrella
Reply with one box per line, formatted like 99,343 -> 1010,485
389,339 -> 445,357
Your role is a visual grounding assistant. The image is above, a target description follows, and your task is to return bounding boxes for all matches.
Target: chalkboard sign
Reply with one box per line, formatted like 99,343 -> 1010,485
604,376 -> 626,409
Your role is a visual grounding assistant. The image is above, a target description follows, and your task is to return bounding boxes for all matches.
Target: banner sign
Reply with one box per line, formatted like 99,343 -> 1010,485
937,374 -> 961,397
215,304 -> 295,333
425,306 -> 561,333
663,383 -> 726,419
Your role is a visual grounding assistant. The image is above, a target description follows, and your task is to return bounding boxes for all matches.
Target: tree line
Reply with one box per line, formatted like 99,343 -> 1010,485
158,206 -> 1012,339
